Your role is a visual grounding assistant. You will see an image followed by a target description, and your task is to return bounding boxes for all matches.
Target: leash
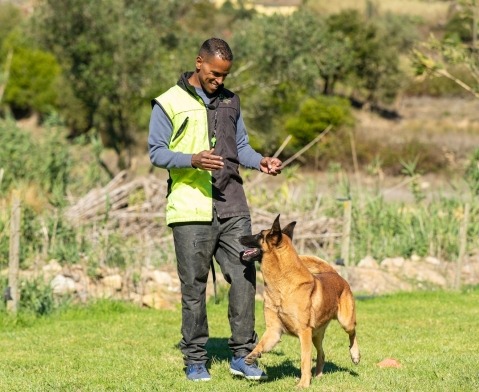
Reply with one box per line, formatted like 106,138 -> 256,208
210,258 -> 219,304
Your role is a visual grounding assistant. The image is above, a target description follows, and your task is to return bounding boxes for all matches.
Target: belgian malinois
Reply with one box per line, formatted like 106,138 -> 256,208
240,215 -> 360,388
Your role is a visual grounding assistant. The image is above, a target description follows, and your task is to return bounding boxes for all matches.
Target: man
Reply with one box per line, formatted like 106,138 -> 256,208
148,37 -> 282,382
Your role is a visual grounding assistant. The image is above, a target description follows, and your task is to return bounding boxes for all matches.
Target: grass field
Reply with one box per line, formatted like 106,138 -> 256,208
1,288 -> 478,391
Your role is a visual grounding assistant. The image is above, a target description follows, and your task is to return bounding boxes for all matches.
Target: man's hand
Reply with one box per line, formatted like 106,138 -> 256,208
192,149 -> 224,170
260,157 -> 282,176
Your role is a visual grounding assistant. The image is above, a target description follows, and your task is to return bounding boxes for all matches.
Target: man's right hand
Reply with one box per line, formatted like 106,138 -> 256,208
191,149 -> 224,170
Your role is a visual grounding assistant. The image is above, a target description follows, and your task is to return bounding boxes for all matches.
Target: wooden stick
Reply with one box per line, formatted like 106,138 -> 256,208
8,197 -> 21,314
281,125 -> 333,168
454,202 -> 470,290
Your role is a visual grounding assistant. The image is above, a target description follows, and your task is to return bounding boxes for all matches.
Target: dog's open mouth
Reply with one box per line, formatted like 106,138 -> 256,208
241,247 -> 262,262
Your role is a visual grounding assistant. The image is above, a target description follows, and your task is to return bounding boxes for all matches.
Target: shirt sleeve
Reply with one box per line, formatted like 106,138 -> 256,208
148,104 -> 194,169
236,111 -> 263,170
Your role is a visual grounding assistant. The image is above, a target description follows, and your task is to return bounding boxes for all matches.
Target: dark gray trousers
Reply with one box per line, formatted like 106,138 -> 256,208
172,211 -> 258,365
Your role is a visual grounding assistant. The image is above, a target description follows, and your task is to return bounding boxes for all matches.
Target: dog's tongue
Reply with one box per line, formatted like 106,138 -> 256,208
243,249 -> 256,257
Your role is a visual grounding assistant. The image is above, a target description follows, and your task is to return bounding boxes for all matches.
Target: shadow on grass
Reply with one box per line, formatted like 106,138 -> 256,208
206,337 -> 359,382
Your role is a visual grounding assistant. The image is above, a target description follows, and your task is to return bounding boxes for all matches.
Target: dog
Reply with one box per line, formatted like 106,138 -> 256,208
240,215 -> 360,388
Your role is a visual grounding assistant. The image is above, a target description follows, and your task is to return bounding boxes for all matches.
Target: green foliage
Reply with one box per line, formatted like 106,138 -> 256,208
0,276 -> 70,317
32,0 -> 197,168
400,156 -> 426,204
0,3 -> 22,45
444,5 -> 476,43
411,32 -> 479,99
357,137 -> 449,176
284,95 -> 353,154
326,10 -> 405,104
245,171 -> 478,263
465,148 -> 479,196
351,195 -> 468,261
19,278 -> 58,316
230,7 -> 410,153
405,65 -> 474,97
0,118 -> 71,200
1,29 -> 61,116
0,118 -> 35,192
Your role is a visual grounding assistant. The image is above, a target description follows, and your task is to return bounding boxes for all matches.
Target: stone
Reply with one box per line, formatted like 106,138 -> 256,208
357,255 -> 379,269
51,274 -> 76,295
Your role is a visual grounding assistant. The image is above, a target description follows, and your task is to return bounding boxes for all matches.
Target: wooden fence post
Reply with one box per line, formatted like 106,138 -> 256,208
454,202 -> 470,291
7,197 -> 21,314
340,198 -> 352,267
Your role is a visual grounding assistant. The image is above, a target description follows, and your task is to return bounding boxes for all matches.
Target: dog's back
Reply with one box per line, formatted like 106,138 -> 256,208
300,255 -> 338,274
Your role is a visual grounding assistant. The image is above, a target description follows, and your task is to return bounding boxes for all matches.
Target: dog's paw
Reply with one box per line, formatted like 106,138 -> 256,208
244,352 -> 260,365
351,350 -> 361,365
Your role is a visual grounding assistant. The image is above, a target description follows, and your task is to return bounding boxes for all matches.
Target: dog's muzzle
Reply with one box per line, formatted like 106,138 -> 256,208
241,248 -> 262,263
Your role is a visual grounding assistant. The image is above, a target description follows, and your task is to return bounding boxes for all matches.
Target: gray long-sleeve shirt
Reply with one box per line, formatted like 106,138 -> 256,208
148,87 -> 262,170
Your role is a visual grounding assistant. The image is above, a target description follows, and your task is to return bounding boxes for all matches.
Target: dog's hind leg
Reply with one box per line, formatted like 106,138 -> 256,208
347,329 -> 360,365
337,292 -> 360,365
297,327 -> 313,388
312,324 -> 329,377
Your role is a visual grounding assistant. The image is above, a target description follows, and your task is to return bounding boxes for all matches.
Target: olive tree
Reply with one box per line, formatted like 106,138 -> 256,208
32,0 -> 195,169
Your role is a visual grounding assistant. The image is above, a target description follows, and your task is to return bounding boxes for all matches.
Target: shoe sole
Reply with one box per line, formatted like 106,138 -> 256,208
230,368 -> 268,381
187,377 -> 211,382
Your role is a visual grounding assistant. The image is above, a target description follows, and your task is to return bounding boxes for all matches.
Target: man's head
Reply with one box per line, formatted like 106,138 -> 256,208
192,38 -> 233,95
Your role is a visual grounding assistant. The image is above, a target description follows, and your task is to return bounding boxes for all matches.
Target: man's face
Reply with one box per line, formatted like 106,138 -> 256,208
195,54 -> 232,95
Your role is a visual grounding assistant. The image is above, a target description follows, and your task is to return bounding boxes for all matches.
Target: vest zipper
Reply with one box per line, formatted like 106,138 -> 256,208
172,116 -> 189,142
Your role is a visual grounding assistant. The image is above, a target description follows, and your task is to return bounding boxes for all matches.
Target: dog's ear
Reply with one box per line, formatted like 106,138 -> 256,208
269,214 -> 283,245
282,221 -> 297,240
272,215 -> 281,232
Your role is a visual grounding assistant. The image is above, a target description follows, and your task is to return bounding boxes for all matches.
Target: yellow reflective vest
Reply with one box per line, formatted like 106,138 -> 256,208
154,85 -> 213,225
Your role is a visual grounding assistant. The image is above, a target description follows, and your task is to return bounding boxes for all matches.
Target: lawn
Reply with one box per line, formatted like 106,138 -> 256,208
0,288 -> 478,391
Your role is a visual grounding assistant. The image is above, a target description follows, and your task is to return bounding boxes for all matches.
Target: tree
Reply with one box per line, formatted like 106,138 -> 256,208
325,10 -> 406,105
412,7 -> 479,196
32,0 -> 194,169
1,27 -> 61,117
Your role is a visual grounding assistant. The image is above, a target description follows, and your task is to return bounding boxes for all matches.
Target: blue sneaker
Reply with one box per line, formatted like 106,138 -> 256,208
230,356 -> 268,380
185,363 -> 211,382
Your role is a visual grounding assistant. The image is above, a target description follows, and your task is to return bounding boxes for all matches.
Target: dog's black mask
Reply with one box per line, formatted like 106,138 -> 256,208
239,215 -> 297,264
240,233 -> 263,263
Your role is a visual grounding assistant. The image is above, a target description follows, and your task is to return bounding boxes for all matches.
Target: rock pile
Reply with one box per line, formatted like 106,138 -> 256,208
4,254 -> 478,310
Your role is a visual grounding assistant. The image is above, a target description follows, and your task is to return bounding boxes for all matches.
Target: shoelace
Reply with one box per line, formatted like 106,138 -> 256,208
189,364 -> 206,373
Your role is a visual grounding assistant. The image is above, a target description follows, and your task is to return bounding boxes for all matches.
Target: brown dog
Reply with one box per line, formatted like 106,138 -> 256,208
240,215 -> 360,388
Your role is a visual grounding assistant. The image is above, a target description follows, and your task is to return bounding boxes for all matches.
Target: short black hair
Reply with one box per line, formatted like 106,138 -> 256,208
199,38 -> 233,61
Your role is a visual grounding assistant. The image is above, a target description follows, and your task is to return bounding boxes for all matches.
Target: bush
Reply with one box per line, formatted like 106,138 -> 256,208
0,276 -> 72,317
0,118 -> 71,202
283,95 -> 354,162
1,29 -> 61,117
465,148 -> 479,196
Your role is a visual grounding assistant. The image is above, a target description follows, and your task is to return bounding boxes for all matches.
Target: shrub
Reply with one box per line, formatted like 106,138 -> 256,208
1,29 -> 61,117
283,95 -> 354,165
0,118 -> 71,202
465,148 -> 479,196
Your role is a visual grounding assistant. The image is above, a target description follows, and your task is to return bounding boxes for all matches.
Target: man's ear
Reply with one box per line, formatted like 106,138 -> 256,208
195,55 -> 204,70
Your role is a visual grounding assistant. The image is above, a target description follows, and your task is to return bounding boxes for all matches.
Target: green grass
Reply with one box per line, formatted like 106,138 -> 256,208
1,288 -> 478,391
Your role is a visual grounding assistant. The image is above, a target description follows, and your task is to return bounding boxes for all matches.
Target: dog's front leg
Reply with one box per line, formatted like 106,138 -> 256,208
297,327 -> 313,388
245,308 -> 282,365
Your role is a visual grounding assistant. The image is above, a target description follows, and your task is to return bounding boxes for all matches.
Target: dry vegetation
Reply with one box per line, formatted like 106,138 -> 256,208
309,0 -> 452,23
